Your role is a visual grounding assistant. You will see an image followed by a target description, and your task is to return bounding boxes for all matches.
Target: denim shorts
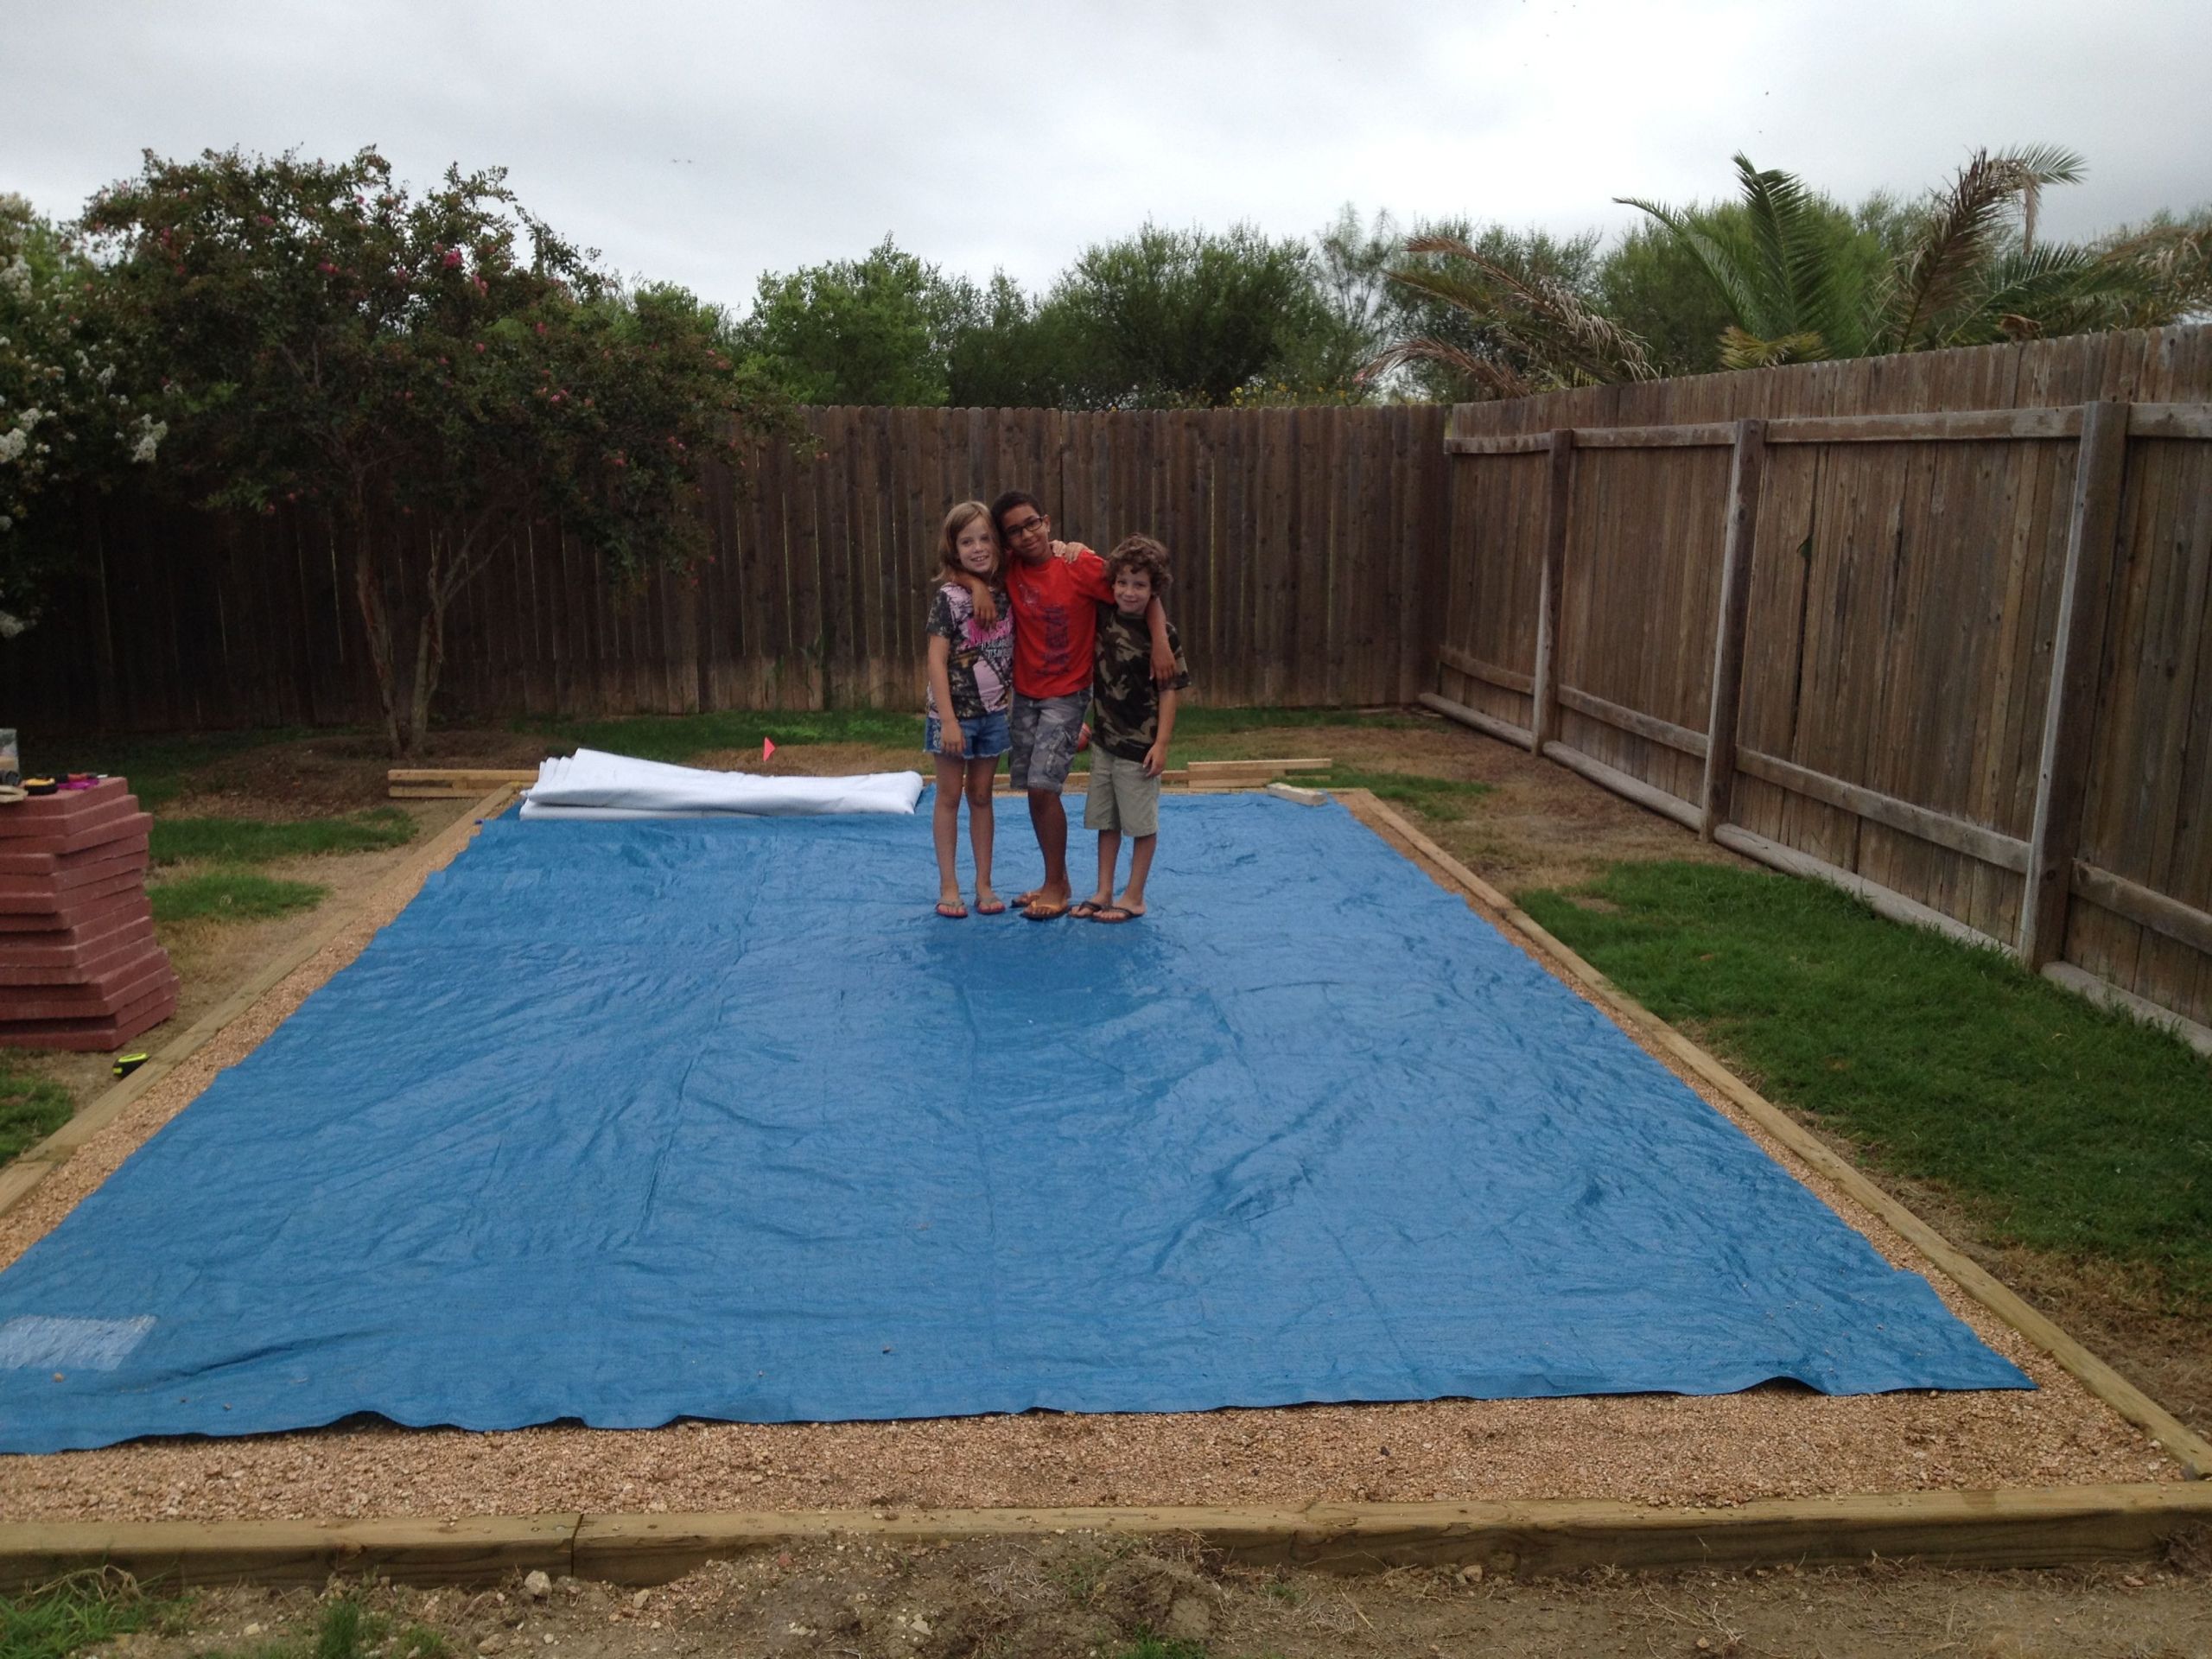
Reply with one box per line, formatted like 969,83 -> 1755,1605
924,709 -> 1011,759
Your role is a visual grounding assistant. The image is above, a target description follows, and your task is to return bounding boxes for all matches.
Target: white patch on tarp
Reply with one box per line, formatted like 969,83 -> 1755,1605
0,1315 -> 156,1371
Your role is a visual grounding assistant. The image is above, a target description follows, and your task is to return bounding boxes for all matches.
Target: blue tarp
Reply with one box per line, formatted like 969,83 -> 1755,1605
0,795 -> 2026,1453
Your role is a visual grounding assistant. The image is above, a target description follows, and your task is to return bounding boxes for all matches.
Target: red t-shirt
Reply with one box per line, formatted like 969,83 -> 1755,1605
1005,549 -> 1115,698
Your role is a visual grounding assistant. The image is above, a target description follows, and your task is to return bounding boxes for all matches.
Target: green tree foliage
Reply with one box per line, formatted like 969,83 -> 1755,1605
737,236 -> 962,405
942,271 -> 1083,408
1618,147 -> 2201,365
0,194 -> 167,637
1042,222 -> 1334,407
82,147 -> 795,753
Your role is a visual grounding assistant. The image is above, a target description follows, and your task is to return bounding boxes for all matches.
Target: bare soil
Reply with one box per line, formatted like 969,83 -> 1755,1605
102,1531 -> 2212,1659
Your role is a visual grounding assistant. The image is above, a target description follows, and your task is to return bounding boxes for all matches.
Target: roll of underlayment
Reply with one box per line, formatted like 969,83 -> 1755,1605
518,747 -> 925,819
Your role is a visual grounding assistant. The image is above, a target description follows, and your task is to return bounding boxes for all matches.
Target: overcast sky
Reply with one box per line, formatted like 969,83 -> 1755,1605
8,0 -> 2208,313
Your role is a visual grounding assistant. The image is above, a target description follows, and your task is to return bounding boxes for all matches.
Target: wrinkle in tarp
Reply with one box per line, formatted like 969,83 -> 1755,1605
0,797 -> 2026,1452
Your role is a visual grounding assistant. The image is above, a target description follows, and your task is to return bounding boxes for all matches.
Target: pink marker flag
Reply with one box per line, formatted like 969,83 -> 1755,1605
762,738 -> 776,763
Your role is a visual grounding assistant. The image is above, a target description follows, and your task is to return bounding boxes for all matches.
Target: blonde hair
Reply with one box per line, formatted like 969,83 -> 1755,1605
933,500 -> 1002,624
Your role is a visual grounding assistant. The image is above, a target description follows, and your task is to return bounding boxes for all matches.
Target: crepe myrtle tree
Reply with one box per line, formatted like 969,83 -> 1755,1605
82,147 -> 797,753
0,194 -> 168,639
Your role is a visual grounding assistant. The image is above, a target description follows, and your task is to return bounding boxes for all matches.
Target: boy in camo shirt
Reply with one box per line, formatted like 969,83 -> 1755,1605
1074,536 -> 1191,924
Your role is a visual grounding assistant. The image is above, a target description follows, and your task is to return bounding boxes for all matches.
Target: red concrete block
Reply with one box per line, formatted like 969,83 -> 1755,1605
0,979 -> 178,1052
0,779 -> 131,835
0,901 -> 156,974
0,826 -> 152,880
0,923 -> 162,986
3,951 -> 176,1020
0,885 -> 149,933
0,810 -> 154,868
0,867 -> 146,917
0,842 -> 147,897
0,794 -> 143,849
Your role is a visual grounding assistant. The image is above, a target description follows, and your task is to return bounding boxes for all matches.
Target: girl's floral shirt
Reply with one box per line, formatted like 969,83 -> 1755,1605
925,581 -> 1013,720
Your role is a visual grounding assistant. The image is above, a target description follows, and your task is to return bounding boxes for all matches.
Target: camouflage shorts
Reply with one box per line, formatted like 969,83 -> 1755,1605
1007,692 -> 1086,792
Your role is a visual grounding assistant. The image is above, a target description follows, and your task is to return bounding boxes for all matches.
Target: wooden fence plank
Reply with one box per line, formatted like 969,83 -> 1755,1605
2020,400 -> 2132,968
1701,418 -> 1767,836
1529,429 -> 1576,750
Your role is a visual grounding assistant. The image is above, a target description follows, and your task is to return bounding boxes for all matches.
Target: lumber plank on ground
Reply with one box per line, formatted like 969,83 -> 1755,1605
8,1483 -> 2210,1590
388,769 -> 541,785
0,1513 -> 581,1590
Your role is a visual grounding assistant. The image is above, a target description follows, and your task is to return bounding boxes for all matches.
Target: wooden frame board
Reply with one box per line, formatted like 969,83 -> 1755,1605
0,783 -> 2203,1590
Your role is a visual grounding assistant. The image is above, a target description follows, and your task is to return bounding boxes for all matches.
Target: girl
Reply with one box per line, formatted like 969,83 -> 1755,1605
925,500 -> 1014,918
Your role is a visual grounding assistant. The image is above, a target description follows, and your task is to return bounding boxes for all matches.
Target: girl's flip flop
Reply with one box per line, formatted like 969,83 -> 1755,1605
935,900 -> 969,919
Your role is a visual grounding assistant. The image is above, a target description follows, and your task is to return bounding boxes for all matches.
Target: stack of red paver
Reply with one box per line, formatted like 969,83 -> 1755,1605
0,778 -> 178,1051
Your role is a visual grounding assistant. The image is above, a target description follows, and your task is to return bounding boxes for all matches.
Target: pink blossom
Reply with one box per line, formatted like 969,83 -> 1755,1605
442,250 -> 462,268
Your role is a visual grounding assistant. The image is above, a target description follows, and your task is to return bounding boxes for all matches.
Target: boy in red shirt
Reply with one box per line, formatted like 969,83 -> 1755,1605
989,491 -> 1175,921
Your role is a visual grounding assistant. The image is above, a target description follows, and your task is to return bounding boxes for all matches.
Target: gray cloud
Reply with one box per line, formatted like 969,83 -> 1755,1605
8,0 -> 2207,313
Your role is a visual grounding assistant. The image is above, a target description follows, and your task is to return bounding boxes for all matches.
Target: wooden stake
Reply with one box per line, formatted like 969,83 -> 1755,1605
2018,400 -> 2130,969
1700,418 -> 1766,839
1529,429 -> 1576,753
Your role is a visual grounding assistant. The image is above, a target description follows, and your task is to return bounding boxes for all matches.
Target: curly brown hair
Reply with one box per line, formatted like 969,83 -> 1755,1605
1106,534 -> 1171,594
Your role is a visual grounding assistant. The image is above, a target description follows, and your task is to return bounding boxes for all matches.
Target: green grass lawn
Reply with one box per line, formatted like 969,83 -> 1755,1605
1520,861 -> 2212,1301
150,808 -> 417,866
0,1572 -> 174,1659
0,1054 -> 73,1166
149,870 -> 327,925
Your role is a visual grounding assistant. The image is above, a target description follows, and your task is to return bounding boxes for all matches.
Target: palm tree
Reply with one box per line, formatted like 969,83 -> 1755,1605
1618,146 -> 2139,366
1366,232 -> 1656,398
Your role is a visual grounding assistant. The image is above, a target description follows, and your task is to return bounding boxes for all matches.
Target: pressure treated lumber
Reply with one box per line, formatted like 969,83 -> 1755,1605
1437,645 -> 1532,695
1419,691 -> 1533,751
10,1484 -> 2212,1591
2070,860 -> 2212,957
1541,741 -> 1701,832
1555,685 -> 1708,759
0,1513 -> 581,1590
1714,823 -> 2005,953
1734,749 -> 2031,873
1764,407 -> 2083,443
2043,963 -> 2212,1059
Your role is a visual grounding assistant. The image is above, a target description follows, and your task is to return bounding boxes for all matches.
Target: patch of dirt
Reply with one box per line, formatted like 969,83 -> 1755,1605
115,1535 -> 2212,1659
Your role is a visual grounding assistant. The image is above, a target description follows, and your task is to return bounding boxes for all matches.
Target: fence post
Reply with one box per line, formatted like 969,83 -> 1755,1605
2018,398 -> 2131,969
1529,428 -> 1577,753
1700,418 -> 1768,839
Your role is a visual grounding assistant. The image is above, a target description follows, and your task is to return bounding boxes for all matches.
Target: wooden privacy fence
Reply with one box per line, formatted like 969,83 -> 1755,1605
5,324 -> 2210,1039
1426,324 -> 2212,1042
0,405 -> 1450,730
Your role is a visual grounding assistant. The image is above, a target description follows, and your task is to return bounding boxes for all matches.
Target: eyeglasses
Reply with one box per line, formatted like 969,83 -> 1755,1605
1001,513 -> 1049,538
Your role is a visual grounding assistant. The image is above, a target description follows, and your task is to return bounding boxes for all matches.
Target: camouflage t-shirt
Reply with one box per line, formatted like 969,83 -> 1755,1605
1090,607 -> 1191,762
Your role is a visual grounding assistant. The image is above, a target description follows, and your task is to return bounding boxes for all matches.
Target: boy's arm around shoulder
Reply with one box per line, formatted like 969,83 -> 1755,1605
1145,597 -> 1177,684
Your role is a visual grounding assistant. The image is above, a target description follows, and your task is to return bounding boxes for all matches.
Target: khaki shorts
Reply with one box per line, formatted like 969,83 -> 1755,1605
1083,749 -> 1162,836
